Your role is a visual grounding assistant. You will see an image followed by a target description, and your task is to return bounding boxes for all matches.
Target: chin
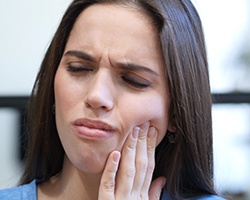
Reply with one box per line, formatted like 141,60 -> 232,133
64,140 -> 121,175
70,153 -> 108,175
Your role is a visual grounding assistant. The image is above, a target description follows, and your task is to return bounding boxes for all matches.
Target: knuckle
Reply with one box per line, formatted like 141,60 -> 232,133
138,128 -> 148,140
136,158 -> 148,172
126,168 -> 136,179
102,181 -> 115,192
107,167 -> 116,174
126,142 -> 136,151
147,143 -> 156,151
138,133 -> 147,140
147,162 -> 155,174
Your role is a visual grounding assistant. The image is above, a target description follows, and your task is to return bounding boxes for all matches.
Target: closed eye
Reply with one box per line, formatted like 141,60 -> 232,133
67,65 -> 93,73
121,75 -> 151,89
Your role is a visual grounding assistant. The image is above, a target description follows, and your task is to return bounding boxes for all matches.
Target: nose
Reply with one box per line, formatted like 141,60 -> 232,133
84,69 -> 114,111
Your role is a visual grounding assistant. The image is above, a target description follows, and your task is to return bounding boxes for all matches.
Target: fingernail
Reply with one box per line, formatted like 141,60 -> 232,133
132,127 -> 140,139
113,152 -> 120,163
140,121 -> 150,132
148,127 -> 156,139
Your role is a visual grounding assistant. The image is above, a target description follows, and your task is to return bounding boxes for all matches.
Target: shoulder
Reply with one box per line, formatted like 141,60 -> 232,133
194,195 -> 226,200
0,180 -> 37,200
161,194 -> 225,200
161,190 -> 226,200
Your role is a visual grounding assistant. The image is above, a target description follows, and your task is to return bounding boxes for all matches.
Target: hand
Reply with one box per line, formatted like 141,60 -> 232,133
98,122 -> 166,200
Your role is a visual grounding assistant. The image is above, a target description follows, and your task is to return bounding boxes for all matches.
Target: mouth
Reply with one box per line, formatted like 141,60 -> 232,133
72,118 -> 117,140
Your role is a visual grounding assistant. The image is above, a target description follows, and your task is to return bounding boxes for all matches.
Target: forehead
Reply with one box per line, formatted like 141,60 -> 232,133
64,4 -> 165,73
71,5 -> 160,48
74,3 -> 156,39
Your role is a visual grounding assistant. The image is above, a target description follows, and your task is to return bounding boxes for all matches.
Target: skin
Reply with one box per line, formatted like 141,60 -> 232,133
38,4 -> 172,200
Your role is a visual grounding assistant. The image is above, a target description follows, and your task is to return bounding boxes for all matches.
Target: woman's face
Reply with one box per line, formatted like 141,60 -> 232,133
54,4 -> 171,174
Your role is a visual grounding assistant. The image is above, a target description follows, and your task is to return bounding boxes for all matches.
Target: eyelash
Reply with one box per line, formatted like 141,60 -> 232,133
121,75 -> 150,89
67,65 -> 150,89
67,65 -> 93,73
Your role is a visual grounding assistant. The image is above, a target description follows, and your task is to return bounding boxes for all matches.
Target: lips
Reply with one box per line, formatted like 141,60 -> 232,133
72,118 -> 116,139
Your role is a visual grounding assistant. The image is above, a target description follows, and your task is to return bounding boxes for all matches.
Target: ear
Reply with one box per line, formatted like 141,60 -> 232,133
167,113 -> 177,133
167,122 -> 176,133
166,117 -> 177,143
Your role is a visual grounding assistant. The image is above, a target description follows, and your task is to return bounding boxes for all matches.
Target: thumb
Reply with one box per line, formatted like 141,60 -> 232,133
148,176 -> 166,200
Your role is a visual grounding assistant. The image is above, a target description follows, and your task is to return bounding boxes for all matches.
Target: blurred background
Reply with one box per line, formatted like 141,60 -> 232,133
0,0 -> 250,199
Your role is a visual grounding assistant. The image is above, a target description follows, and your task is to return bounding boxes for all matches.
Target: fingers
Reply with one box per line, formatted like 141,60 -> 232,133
115,127 -> 140,197
98,151 -> 121,200
116,122 -> 158,198
117,121 -> 159,199
140,126 -> 157,195
149,177 -> 166,200
132,122 -> 150,193
99,122 -> 160,200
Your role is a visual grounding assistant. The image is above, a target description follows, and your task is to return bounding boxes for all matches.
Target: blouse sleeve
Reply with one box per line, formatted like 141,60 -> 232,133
0,180 -> 37,200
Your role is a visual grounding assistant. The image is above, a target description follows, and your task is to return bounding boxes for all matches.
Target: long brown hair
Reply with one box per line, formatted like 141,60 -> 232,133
20,0 -> 215,199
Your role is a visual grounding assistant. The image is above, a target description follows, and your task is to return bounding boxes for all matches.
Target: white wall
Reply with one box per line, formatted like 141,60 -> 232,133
195,0 -> 250,194
193,0 -> 250,92
0,0 -> 72,188
0,0 -> 72,95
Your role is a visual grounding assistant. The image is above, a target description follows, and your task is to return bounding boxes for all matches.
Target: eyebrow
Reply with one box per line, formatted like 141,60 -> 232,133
64,50 -> 159,76
64,50 -> 96,62
117,62 -> 159,76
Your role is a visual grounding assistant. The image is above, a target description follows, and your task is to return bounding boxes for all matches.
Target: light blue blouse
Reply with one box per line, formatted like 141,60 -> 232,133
0,180 -> 225,200
0,180 -> 36,200
161,189 -> 226,200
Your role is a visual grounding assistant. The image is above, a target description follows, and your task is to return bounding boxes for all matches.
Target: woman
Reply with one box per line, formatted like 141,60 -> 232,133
0,0 -> 225,199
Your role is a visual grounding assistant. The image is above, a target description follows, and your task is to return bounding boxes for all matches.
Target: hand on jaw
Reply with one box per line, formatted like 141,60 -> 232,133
99,122 -> 166,200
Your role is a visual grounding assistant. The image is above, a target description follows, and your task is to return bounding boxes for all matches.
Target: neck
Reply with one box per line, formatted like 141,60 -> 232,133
38,156 -> 102,200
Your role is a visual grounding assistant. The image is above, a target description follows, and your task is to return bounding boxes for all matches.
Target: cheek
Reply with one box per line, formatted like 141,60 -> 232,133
54,70 -> 81,117
142,99 -> 169,144
55,69 -> 70,107
54,69 -> 83,142
118,93 -> 169,144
